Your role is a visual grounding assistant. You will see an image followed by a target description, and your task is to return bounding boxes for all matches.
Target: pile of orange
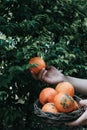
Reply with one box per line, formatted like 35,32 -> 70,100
39,82 -> 79,114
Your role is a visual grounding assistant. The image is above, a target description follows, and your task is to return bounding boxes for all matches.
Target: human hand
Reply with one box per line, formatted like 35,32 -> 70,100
31,66 -> 64,84
66,100 -> 87,126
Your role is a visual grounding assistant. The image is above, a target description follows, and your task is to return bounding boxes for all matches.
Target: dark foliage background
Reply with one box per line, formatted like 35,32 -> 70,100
0,0 -> 87,129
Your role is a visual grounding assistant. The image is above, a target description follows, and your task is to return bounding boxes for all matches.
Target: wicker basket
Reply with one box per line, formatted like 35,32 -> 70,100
34,95 -> 86,126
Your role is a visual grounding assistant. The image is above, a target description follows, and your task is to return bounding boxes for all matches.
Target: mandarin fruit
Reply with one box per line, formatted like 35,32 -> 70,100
39,87 -> 57,105
54,93 -> 75,113
55,82 -> 74,97
29,57 -> 46,74
41,103 -> 58,114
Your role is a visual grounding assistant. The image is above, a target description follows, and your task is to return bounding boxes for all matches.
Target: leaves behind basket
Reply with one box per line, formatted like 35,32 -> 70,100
34,95 -> 85,126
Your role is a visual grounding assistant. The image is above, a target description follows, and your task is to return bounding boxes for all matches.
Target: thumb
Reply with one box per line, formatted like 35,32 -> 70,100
79,100 -> 87,107
30,71 -> 38,80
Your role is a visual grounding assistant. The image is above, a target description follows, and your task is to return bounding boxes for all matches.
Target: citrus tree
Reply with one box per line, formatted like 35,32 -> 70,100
0,0 -> 87,129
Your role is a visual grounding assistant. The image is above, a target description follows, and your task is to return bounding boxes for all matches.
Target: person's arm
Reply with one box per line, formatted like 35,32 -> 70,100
64,76 -> 87,95
31,66 -> 87,95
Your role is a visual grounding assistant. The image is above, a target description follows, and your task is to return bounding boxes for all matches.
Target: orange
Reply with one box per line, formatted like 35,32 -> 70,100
29,57 -> 46,74
55,82 -> 74,97
41,103 -> 58,114
54,93 -> 75,113
39,87 -> 57,105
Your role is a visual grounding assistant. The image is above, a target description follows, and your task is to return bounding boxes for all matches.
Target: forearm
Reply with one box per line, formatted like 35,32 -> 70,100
64,76 -> 87,95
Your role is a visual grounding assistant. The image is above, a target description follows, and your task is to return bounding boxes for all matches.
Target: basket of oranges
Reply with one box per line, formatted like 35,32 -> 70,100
28,57 -> 85,125
34,82 -> 85,126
